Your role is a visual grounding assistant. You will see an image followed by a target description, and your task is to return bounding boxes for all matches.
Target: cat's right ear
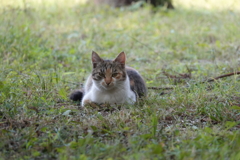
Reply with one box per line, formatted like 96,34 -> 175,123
92,51 -> 103,68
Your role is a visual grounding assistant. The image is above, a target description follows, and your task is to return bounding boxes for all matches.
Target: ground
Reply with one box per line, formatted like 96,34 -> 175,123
0,0 -> 240,159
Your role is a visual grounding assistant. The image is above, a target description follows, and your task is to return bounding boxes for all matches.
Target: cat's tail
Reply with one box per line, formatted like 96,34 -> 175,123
69,89 -> 84,102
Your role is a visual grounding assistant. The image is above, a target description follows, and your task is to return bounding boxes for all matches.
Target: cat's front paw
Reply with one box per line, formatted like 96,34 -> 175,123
82,99 -> 100,108
81,99 -> 91,107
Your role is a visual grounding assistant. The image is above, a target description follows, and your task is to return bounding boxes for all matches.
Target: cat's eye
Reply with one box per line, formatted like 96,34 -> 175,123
112,73 -> 118,77
98,73 -> 105,78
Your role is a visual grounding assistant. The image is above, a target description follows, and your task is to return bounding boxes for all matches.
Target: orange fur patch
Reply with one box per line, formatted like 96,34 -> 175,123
115,73 -> 122,79
130,79 -> 135,86
105,68 -> 112,84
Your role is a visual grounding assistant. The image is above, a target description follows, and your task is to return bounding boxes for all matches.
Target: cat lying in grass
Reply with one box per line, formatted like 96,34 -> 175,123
70,51 -> 147,106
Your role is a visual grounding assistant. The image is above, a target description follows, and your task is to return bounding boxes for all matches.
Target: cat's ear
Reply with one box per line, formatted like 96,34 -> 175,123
92,51 -> 103,68
114,51 -> 126,66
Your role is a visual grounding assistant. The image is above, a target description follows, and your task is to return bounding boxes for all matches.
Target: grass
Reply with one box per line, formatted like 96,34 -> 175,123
0,0 -> 240,159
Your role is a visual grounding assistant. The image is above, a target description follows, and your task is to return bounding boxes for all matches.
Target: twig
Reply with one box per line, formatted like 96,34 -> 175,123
147,87 -> 174,90
162,71 -> 191,79
203,71 -> 240,83
148,71 -> 240,90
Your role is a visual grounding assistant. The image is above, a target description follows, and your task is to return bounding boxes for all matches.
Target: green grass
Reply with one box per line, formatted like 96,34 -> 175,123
0,0 -> 240,159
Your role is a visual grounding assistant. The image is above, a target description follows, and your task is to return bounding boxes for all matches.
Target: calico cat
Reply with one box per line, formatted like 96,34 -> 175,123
70,51 -> 147,106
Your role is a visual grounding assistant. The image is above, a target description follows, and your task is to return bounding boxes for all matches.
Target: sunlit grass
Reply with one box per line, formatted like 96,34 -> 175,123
175,0 -> 240,11
0,0 -> 87,9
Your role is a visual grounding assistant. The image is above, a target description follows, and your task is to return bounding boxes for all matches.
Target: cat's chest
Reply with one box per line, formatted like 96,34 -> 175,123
90,87 -> 135,104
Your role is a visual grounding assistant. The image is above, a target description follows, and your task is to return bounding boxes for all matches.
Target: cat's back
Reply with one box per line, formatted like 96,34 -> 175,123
126,66 -> 147,98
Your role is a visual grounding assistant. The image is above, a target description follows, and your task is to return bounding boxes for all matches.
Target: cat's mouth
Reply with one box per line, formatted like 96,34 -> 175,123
100,81 -> 114,89
102,83 -> 115,90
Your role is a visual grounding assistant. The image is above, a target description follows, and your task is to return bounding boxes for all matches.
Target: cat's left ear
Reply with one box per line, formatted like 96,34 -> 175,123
114,51 -> 126,67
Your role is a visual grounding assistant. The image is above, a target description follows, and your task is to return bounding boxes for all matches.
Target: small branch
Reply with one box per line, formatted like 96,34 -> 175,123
204,71 -> 240,83
162,71 -> 191,79
147,87 -> 174,90
148,71 -> 240,90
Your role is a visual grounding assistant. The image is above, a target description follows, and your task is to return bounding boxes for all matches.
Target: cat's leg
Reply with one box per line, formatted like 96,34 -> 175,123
81,98 -> 100,108
81,93 -> 92,106
126,90 -> 137,104
82,99 -> 92,106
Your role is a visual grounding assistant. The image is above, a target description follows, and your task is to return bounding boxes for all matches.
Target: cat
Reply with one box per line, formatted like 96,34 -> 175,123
70,51 -> 147,106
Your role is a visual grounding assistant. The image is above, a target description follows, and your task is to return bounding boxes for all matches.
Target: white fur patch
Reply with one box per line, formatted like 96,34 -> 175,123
81,76 -> 136,106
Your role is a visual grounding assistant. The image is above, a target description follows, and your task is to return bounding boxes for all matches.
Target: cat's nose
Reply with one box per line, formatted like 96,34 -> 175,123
105,78 -> 112,85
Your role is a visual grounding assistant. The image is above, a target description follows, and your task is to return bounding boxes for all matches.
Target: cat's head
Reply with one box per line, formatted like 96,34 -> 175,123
91,51 -> 127,90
